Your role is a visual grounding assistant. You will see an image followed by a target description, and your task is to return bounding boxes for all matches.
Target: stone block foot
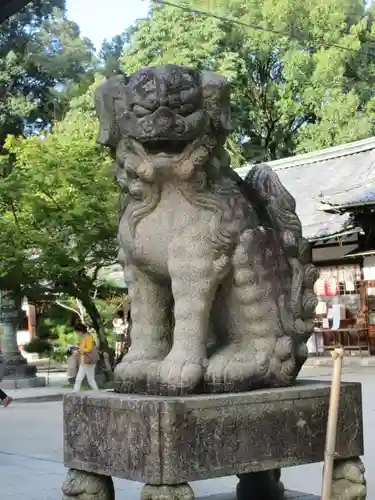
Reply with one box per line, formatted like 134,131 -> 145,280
141,484 -> 194,500
237,469 -> 284,500
62,468 -> 115,500
331,457 -> 366,500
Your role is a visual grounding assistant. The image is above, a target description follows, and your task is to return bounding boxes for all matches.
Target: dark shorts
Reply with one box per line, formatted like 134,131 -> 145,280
116,334 -> 125,343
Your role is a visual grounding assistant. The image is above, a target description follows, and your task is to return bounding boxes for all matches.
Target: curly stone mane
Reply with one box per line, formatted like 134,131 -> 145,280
97,66 -> 248,255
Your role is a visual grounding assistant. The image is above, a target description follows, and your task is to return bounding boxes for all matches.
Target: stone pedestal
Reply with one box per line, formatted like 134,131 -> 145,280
0,350 -> 45,388
62,380 -> 365,499
1,376 -> 46,389
2,355 -> 37,378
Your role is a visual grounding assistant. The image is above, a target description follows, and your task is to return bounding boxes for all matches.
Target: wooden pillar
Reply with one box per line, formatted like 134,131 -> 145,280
27,302 -> 37,338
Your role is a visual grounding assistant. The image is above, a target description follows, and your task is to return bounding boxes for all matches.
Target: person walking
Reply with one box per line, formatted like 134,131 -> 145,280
113,310 -> 126,361
73,323 -> 99,392
0,389 -> 12,407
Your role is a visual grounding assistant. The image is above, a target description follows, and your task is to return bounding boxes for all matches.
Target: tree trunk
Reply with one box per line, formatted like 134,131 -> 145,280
77,293 -> 113,383
78,294 -> 108,352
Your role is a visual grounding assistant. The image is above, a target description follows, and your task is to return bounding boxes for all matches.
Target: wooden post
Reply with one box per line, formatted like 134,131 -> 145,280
321,347 -> 345,500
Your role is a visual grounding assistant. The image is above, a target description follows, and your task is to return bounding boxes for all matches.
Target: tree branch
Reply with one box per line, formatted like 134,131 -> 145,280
41,189 -> 65,211
0,76 -> 17,102
10,199 -> 20,230
55,299 -> 81,318
75,298 -> 87,322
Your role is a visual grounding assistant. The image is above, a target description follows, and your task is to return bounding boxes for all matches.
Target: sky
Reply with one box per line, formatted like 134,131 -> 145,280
66,0 -> 150,50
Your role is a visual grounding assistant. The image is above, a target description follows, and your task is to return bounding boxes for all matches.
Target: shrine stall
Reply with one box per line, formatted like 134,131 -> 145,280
311,263 -> 369,356
361,256 -> 375,354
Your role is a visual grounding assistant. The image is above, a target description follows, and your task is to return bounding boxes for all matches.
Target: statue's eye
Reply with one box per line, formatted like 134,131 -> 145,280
133,104 -> 150,117
144,78 -> 156,92
126,169 -> 138,180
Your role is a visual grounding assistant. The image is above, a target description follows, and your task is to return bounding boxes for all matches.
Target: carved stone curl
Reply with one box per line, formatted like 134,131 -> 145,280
331,458 -> 366,500
96,64 -> 318,396
61,469 -> 115,500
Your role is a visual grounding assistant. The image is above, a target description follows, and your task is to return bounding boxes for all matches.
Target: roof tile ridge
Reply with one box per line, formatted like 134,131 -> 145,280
236,136 -> 375,177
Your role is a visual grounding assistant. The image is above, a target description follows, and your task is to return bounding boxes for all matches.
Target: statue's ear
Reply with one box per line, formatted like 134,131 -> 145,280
95,75 -> 128,149
201,71 -> 232,136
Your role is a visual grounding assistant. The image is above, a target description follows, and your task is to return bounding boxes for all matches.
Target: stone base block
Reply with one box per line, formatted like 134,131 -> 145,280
63,380 -> 363,484
2,376 -> 46,389
3,357 -> 37,379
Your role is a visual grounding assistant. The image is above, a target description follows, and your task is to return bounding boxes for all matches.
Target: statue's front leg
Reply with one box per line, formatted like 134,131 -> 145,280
114,265 -> 172,393
157,239 -> 223,396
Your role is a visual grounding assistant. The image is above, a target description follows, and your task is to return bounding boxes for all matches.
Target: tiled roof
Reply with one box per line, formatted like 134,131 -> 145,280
236,137 -> 375,240
321,185 -> 375,210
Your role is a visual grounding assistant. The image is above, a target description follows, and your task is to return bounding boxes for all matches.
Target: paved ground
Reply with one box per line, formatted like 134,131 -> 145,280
2,356 -> 374,401
0,365 -> 373,499
4,372 -> 72,402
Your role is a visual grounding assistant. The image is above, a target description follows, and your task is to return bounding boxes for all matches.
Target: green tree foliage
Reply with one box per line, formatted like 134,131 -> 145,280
10,0 -> 375,349
0,80 -> 118,349
121,0 -> 375,162
99,32 -> 128,77
0,0 -> 96,145
0,1 -> 117,347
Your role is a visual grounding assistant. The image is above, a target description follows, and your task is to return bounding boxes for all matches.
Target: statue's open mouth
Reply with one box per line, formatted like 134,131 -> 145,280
141,139 -> 190,156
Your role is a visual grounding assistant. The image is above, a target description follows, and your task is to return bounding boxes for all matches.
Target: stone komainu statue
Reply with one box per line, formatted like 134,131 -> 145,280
95,65 -> 318,396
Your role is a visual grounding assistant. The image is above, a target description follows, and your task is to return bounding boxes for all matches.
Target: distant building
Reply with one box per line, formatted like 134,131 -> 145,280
238,136 -> 375,355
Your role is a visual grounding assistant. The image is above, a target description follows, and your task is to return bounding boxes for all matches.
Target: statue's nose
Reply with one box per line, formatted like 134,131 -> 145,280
152,107 -> 176,134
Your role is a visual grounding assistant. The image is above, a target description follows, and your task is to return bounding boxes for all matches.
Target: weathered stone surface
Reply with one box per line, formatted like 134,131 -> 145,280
63,381 -> 363,484
331,457 -> 366,500
95,65 -> 319,396
2,357 -> 37,379
61,469 -> 115,500
141,484 -> 194,500
0,290 -> 39,381
1,375 -> 45,389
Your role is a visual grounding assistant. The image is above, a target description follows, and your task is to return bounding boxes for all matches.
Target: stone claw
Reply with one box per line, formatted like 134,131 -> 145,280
156,350 -> 205,396
205,347 -> 270,393
114,360 -> 161,394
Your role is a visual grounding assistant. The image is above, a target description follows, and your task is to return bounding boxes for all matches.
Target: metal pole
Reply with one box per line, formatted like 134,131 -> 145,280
47,354 -> 51,387
321,347 -> 344,500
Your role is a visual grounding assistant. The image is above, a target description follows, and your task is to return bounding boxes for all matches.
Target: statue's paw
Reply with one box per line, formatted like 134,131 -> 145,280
114,360 -> 161,394
122,345 -> 168,364
156,350 -> 205,396
265,336 -> 298,386
204,353 -> 231,392
205,349 -> 269,393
